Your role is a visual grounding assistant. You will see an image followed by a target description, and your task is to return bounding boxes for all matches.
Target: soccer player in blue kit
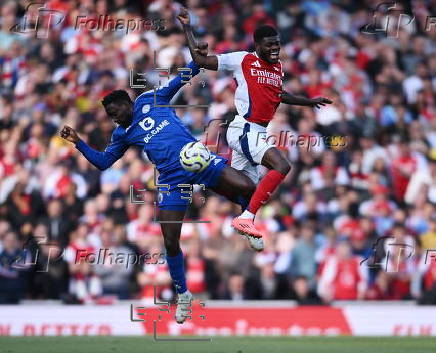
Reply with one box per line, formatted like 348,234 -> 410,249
60,46 -> 257,323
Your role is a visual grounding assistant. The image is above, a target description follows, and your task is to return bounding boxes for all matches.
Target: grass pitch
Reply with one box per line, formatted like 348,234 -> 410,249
1,336 -> 435,353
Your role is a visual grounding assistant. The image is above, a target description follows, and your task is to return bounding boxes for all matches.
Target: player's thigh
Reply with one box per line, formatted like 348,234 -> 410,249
260,146 -> 291,174
231,149 -> 260,184
226,118 -> 245,153
245,126 -> 274,166
229,121 -> 272,167
212,165 -> 255,200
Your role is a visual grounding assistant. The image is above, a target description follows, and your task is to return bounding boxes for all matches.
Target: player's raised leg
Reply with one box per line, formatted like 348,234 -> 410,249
232,147 -> 290,234
158,209 -> 193,324
240,146 -> 290,218
211,166 -> 265,251
225,117 -> 291,242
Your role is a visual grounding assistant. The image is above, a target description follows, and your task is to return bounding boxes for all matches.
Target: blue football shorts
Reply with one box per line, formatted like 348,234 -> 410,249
157,154 -> 228,211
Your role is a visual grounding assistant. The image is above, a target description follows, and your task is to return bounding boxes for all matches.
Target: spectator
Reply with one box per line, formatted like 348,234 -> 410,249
223,272 -> 246,301
93,225 -> 135,299
380,224 -> 416,300
390,138 -> 419,203
64,223 -> 102,303
405,149 -> 436,205
0,232 -> 31,303
317,239 -> 368,302
185,239 -> 207,298
5,179 -> 45,230
292,275 -> 322,305
311,150 -> 349,189
33,240 -> 69,300
420,215 -> 436,251
41,199 -> 74,249
288,223 -> 318,289
137,244 -> 171,303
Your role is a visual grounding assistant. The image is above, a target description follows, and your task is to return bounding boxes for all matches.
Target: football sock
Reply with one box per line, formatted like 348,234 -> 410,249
239,210 -> 255,219
166,251 -> 187,294
248,170 -> 286,215
236,196 -> 249,212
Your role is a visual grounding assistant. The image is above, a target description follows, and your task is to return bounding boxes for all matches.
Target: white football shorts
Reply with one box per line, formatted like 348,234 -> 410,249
226,115 -> 275,183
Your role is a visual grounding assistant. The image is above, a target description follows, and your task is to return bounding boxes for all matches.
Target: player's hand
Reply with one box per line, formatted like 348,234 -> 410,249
310,97 -> 333,109
195,42 -> 208,57
60,125 -> 79,144
177,7 -> 190,25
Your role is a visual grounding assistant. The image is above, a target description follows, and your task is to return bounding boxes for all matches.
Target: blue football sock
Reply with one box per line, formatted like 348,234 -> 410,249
237,196 -> 249,212
166,251 -> 187,294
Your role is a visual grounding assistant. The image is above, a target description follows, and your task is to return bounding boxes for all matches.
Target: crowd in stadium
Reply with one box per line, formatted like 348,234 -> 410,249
0,0 -> 435,305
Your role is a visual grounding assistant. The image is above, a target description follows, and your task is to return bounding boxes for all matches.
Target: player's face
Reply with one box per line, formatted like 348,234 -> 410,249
256,35 -> 280,64
105,102 -> 132,128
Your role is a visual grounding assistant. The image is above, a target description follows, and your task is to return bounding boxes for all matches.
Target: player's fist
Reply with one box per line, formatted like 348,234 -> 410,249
310,97 -> 333,109
177,7 -> 190,25
60,125 -> 79,144
195,42 -> 208,57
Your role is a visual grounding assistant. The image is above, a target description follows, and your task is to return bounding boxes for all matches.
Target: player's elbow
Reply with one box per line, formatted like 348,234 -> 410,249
95,161 -> 112,171
96,153 -> 119,171
96,165 -> 107,171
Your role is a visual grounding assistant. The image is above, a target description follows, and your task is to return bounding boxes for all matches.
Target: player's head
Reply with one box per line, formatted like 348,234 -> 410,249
102,90 -> 133,128
253,25 -> 280,64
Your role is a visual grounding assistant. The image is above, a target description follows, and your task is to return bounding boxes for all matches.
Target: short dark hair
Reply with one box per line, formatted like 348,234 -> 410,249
253,25 -> 278,43
101,90 -> 132,107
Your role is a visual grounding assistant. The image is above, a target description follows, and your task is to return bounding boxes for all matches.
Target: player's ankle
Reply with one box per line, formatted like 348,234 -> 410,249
239,210 -> 255,220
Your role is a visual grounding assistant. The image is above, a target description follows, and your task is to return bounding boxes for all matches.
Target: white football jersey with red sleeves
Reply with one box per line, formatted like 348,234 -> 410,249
217,51 -> 283,125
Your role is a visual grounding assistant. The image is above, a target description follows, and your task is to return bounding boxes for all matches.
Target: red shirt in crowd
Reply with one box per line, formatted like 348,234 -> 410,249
391,155 -> 417,201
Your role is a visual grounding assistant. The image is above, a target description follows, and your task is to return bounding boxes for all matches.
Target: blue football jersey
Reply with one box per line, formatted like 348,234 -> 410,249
75,61 -> 231,210
102,61 -> 200,173
74,61 -> 235,211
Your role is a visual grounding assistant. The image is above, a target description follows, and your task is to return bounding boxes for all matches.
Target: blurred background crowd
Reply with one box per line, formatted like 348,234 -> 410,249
0,0 -> 435,305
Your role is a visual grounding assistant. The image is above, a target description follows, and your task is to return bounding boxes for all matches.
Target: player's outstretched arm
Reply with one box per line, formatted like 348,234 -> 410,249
177,8 -> 218,70
281,91 -> 333,108
158,43 -> 209,101
60,125 -> 126,171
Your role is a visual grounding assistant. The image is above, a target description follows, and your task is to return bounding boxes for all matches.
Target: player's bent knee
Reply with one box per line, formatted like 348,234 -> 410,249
278,160 -> 291,175
262,148 -> 291,175
273,158 -> 290,175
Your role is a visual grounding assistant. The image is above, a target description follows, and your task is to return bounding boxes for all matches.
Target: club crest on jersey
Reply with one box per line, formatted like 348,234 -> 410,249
142,104 -> 150,114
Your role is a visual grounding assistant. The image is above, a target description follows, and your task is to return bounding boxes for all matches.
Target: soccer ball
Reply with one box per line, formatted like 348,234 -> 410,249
179,141 -> 212,172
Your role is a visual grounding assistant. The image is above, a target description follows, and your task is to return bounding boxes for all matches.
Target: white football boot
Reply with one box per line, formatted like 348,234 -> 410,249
175,290 -> 193,324
231,217 -> 265,251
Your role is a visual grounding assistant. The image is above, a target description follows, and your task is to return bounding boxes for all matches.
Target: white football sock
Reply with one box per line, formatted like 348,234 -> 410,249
239,210 -> 255,220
